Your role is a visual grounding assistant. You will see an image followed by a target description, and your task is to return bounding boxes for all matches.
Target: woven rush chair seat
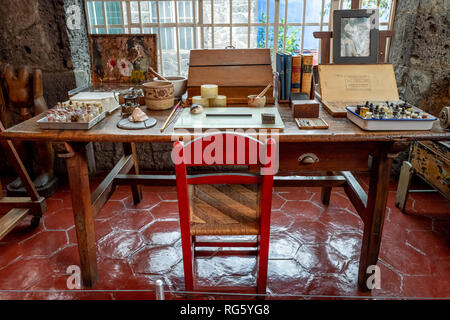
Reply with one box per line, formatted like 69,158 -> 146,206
189,184 -> 260,235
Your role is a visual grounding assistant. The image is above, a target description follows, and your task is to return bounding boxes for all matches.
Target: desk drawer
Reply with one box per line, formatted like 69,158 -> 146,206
278,142 -> 373,173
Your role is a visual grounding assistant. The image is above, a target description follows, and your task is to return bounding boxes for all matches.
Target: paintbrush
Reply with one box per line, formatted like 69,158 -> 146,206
160,100 -> 182,133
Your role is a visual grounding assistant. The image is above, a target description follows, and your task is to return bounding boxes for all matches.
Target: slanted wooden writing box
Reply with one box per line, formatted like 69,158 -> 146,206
187,49 -> 274,105
318,64 -> 400,117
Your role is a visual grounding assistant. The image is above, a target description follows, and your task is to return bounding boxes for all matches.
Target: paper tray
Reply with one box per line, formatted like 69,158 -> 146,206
346,106 -> 437,131
37,112 -> 106,130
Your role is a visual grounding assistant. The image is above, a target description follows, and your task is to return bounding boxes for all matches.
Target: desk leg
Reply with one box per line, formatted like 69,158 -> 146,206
65,142 -> 98,287
123,143 -> 142,204
321,171 -> 334,205
358,146 -> 392,291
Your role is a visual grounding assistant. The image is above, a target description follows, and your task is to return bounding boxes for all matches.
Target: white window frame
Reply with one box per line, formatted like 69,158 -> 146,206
85,0 -> 396,75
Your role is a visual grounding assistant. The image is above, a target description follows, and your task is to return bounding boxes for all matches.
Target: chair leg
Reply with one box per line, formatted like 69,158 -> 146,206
257,234 -> 270,295
181,231 -> 194,292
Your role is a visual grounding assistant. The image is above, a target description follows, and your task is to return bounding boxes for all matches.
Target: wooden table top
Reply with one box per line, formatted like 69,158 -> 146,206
1,103 -> 448,144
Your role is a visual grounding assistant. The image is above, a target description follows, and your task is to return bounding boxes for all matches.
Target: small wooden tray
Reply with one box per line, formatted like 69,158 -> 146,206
295,118 -> 329,129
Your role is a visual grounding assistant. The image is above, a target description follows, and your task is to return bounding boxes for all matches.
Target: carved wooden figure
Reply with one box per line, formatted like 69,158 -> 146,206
1,65 -> 56,197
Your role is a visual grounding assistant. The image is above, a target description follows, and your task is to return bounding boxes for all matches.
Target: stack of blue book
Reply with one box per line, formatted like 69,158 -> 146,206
276,52 -> 293,101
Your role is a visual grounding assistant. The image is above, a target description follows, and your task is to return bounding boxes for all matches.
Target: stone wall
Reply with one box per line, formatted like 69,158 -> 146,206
0,0 -> 91,175
390,0 -> 450,116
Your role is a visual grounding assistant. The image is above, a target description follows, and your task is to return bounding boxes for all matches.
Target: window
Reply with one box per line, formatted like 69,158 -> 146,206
85,0 -> 396,76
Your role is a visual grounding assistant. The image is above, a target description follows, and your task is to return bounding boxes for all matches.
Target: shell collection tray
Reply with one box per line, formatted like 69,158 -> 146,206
37,111 -> 106,130
346,106 -> 437,131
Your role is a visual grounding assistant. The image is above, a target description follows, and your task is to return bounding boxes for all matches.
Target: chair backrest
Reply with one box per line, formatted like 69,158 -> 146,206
173,132 -> 276,232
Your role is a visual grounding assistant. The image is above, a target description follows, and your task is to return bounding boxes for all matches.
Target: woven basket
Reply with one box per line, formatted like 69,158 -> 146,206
143,81 -> 174,110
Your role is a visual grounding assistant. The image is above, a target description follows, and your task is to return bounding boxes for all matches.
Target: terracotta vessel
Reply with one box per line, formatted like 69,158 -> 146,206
143,81 -> 174,110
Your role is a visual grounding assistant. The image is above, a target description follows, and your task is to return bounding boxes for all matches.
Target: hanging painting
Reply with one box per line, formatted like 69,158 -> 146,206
89,34 -> 158,84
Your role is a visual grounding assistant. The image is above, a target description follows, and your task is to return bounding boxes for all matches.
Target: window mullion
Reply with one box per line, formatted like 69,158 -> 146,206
175,0 -> 181,74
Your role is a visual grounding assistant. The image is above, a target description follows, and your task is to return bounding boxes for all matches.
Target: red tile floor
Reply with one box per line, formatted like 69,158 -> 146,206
0,173 -> 449,300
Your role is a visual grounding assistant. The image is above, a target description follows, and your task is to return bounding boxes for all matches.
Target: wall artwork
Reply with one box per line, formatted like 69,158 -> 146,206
89,34 -> 158,84
333,9 -> 379,64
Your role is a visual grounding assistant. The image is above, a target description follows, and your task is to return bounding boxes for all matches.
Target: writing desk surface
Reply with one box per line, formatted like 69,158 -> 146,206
1,104 -> 448,143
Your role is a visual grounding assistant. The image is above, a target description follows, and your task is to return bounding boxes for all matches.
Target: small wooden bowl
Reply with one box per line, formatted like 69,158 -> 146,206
143,81 -> 174,110
248,95 -> 266,108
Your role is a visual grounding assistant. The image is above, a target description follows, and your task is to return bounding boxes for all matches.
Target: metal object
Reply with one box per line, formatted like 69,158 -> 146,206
155,279 -> 165,300
439,106 -> 450,129
298,153 -> 319,164
120,88 -> 143,117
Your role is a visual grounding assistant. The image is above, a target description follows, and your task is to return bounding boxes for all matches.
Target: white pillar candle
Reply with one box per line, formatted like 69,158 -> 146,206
209,95 -> 227,107
200,84 -> 219,99
192,96 -> 209,107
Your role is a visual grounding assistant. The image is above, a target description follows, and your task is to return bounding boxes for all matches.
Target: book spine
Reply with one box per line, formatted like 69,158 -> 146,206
285,54 -> 292,101
291,55 -> 302,94
278,53 -> 286,100
301,54 -> 313,99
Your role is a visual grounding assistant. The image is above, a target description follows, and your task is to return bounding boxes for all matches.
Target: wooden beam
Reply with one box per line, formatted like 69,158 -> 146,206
91,154 -> 134,218
0,196 -> 46,214
114,174 -> 348,188
341,171 -> 368,221
0,208 -> 29,241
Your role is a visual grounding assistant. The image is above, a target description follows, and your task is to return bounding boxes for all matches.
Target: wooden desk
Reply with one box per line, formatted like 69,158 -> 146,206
1,103 -> 448,292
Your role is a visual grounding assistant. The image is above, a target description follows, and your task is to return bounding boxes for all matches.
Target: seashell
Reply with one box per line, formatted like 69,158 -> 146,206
190,103 -> 204,114
128,107 -> 149,122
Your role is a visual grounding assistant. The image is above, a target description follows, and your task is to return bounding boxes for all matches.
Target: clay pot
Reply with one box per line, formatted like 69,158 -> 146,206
248,95 -> 266,108
143,81 -> 175,110
153,76 -> 187,99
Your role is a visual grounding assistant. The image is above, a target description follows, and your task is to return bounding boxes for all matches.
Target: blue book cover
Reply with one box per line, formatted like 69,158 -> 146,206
276,53 -> 286,100
285,53 -> 293,101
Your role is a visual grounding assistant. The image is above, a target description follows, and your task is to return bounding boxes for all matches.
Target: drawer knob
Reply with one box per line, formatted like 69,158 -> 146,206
298,153 -> 319,164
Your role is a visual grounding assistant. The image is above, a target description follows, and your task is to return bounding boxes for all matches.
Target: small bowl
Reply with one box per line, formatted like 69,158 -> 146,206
248,95 -> 266,108
143,81 -> 174,110
153,76 -> 187,98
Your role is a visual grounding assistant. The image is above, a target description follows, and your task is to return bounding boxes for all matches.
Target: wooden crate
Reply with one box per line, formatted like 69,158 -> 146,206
187,49 -> 274,105
410,141 -> 450,199
318,64 -> 399,117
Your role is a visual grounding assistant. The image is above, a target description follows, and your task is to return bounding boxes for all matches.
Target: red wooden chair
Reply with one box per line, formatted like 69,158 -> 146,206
173,132 -> 276,294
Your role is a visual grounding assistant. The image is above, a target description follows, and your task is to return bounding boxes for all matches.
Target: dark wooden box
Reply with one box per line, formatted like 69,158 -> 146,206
291,100 -> 320,118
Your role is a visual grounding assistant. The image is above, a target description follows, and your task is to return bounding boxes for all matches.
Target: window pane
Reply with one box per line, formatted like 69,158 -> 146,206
88,1 -> 104,26
106,1 -> 122,25
159,1 -> 175,23
305,0 -> 322,23
232,27 -> 248,48
203,27 -> 213,48
160,27 -> 175,50
232,0 -> 248,23
214,0 -> 230,24
322,0 -> 332,24
130,1 -> 140,24
131,28 -> 141,34
108,28 -> 123,34
178,1 -> 193,23
283,26 -> 302,54
214,27 -> 230,48
141,1 -> 157,23
203,0 -> 212,24
250,26 -> 261,48
287,0 -> 303,23
342,0 -> 352,9
250,0 -> 260,23
303,25 -> 320,51
179,27 -> 195,50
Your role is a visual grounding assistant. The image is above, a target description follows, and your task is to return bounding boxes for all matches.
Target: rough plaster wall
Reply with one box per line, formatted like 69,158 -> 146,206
0,0 -> 78,108
390,0 -> 450,116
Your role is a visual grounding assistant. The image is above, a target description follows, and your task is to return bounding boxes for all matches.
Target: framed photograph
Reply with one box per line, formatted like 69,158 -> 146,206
333,9 -> 379,64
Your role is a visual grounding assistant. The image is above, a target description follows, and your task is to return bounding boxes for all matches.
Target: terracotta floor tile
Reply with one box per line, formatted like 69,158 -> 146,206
19,230 -> 68,258
43,208 -> 75,230
0,178 -> 449,300
98,229 -> 144,259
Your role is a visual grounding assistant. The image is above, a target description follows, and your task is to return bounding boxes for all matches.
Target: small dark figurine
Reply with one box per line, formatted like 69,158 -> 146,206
1,65 -> 57,197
